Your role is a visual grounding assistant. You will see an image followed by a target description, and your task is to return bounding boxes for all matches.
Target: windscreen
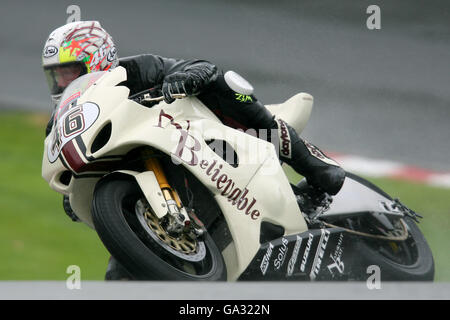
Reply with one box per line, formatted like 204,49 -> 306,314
44,62 -> 87,95
53,70 -> 106,122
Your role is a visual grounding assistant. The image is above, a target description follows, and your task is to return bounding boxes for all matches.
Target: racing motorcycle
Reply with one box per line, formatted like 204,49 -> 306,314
42,66 -> 434,281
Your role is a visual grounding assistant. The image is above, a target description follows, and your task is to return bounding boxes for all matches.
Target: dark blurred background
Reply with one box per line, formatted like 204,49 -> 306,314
1,0 -> 449,169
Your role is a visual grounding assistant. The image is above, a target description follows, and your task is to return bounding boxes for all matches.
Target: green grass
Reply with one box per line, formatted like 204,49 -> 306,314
0,112 -> 448,281
0,112 -> 109,280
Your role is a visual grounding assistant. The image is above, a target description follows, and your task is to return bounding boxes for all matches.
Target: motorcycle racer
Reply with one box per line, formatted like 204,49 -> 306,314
42,20 -> 345,279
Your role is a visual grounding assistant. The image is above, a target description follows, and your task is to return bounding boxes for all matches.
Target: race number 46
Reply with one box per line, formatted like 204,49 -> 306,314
63,105 -> 86,138
47,102 -> 100,163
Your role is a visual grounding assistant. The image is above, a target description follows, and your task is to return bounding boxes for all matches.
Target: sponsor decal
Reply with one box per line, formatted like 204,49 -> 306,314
277,119 -> 291,159
107,46 -> 117,62
303,139 -> 339,166
260,243 -> 274,275
327,233 -> 345,275
48,102 -> 99,163
304,139 -> 325,160
309,229 -> 331,280
199,160 -> 261,220
274,238 -> 289,270
43,45 -> 58,58
287,235 -> 302,276
300,233 -> 314,272
157,109 -> 262,220
235,93 -> 253,103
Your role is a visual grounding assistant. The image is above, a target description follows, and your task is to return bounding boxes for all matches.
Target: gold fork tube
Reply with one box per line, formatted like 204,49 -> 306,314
144,154 -> 182,208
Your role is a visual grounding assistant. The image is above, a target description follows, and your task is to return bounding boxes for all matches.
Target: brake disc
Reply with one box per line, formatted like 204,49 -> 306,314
143,209 -> 197,254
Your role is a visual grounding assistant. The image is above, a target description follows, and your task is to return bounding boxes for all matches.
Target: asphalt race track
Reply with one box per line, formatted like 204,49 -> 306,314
0,0 -> 449,171
0,281 -> 448,300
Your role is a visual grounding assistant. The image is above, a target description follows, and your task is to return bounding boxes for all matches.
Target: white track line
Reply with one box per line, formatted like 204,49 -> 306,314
328,153 -> 450,189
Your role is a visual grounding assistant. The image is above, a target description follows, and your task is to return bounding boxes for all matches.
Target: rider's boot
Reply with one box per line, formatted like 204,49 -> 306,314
272,118 -> 346,196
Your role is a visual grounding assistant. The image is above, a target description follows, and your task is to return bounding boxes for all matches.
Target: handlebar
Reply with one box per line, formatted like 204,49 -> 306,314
129,87 -> 187,105
140,93 -> 187,102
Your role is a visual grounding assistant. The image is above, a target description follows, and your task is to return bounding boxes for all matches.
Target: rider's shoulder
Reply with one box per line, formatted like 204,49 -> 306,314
118,53 -> 161,63
119,53 -> 180,69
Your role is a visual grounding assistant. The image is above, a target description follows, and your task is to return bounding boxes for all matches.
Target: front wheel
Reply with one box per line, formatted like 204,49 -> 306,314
92,177 -> 227,281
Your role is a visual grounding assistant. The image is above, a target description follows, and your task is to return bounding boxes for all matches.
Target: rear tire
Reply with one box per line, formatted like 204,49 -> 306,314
92,177 -> 227,281
354,217 -> 435,281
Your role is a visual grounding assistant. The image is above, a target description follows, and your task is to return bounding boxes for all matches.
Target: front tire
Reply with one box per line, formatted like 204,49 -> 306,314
92,177 -> 227,281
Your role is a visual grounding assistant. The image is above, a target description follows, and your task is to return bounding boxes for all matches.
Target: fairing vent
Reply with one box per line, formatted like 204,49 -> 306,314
91,122 -> 112,154
59,170 -> 72,186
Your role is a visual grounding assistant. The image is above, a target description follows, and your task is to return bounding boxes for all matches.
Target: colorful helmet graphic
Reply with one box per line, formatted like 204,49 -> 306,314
42,21 -> 119,105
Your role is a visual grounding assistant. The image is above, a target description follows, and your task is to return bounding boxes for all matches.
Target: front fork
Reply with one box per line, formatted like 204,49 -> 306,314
142,150 -> 203,237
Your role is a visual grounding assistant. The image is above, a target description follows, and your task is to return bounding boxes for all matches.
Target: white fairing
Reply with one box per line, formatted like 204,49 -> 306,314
42,67 -> 311,280
266,92 -> 313,135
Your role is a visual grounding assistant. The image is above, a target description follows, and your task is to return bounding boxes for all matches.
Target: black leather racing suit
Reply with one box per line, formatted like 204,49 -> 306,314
119,54 -> 345,195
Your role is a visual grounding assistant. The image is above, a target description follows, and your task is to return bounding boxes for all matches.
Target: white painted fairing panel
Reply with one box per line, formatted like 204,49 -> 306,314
42,67 -> 309,280
266,93 -> 313,134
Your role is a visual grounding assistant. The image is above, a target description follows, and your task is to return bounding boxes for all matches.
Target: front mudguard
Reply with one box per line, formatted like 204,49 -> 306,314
94,170 -> 169,219
69,170 -> 169,229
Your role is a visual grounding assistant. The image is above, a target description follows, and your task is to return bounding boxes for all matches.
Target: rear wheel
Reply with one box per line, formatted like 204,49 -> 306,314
300,173 -> 435,281
348,216 -> 434,281
92,177 -> 227,281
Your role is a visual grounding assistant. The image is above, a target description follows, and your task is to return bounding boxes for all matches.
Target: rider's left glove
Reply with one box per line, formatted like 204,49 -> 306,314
162,72 -> 199,104
162,64 -> 218,104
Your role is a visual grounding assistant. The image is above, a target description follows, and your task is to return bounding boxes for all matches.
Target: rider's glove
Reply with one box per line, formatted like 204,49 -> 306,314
162,64 -> 218,104
162,72 -> 196,104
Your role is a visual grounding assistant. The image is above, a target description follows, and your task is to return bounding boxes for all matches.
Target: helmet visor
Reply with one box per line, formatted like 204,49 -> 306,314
44,62 -> 87,95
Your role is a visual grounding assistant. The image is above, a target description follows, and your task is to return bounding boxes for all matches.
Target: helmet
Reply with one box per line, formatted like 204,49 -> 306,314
42,21 -> 118,105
